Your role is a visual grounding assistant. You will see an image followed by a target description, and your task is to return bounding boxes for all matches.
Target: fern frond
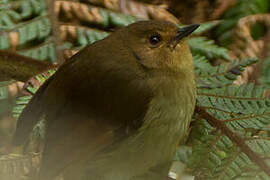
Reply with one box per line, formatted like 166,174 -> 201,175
18,41 -> 56,62
188,37 -> 230,60
188,118 -> 270,180
0,0 -> 46,25
0,16 -> 51,51
55,1 -> 137,27
194,55 -> 258,89
13,69 -> 55,119
17,16 -> 51,46
192,21 -> 220,35
82,0 -> 179,23
186,84 -> 270,179
59,25 -> 108,46
0,10 -> 21,29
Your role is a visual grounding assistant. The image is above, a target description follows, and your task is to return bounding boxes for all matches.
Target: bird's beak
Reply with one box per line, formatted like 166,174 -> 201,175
169,24 -> 200,48
176,24 -> 200,41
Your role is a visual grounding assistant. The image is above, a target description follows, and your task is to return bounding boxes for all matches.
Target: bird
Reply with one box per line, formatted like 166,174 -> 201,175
13,20 -> 198,180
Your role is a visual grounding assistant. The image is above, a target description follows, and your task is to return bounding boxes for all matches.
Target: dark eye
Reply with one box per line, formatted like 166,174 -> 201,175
149,35 -> 161,46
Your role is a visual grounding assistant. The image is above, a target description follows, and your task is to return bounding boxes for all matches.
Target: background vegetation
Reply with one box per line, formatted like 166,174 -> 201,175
1,0 -> 270,179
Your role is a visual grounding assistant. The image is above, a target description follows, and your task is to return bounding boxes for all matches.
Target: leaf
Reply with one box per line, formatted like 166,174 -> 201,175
18,41 -> 56,63
187,84 -> 270,179
192,21 -> 220,35
18,16 -> 51,45
75,26 -> 108,46
188,37 -> 230,60
55,1 -> 137,28
197,84 -> 270,129
194,55 -> 258,89
83,0 -> 179,23
13,69 -> 55,119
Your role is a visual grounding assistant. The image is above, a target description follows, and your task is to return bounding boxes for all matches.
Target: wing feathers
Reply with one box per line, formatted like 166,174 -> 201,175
12,77 -> 52,146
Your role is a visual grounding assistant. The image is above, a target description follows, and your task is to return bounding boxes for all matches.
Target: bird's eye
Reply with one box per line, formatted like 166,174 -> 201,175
149,35 -> 161,46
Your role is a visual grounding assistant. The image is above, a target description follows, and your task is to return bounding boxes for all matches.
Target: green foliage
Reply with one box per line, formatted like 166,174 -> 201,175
188,37 -> 230,60
192,21 -> 220,35
0,0 -> 53,110
194,55 -> 257,88
18,41 -> 56,61
13,69 -> 55,119
76,27 -> 109,47
98,8 -> 137,27
184,72 -> 270,179
197,84 -> 270,129
0,0 -> 47,29
0,0 -> 54,62
187,119 -> 269,180
16,17 -> 51,45
173,83 -> 270,180
216,0 -> 269,46
250,22 -> 268,40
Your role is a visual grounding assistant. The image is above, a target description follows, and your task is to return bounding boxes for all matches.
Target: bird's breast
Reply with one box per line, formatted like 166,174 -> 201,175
136,80 -> 195,162
87,78 -> 196,180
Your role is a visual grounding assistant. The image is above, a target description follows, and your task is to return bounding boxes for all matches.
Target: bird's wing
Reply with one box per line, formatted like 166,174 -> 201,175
13,42 -> 153,179
39,101 -> 117,180
12,58 -> 77,146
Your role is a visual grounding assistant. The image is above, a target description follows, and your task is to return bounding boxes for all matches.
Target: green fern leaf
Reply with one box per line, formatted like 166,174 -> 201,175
76,27 -> 109,46
192,21 -> 220,35
13,69 -> 55,119
188,37 -> 230,60
186,84 -> 270,179
18,41 -> 56,62
194,55 -> 258,89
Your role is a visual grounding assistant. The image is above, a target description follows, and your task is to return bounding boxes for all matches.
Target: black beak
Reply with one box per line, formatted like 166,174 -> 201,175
175,24 -> 200,42
168,24 -> 200,49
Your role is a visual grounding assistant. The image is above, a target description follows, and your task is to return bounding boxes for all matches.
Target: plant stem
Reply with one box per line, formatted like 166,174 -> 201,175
195,106 -> 270,176
0,50 -> 56,82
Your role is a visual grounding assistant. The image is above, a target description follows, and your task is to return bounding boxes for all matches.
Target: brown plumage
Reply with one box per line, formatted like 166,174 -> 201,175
13,20 -> 198,180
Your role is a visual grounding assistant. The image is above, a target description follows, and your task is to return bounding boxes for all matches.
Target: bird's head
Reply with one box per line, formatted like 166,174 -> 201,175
115,20 -> 199,75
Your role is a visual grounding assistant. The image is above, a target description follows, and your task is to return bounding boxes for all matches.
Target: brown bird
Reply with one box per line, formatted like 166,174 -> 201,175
13,20 -> 198,180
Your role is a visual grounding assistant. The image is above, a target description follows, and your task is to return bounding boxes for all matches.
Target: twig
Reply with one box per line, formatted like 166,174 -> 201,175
195,106 -> 270,176
0,50 -> 56,82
